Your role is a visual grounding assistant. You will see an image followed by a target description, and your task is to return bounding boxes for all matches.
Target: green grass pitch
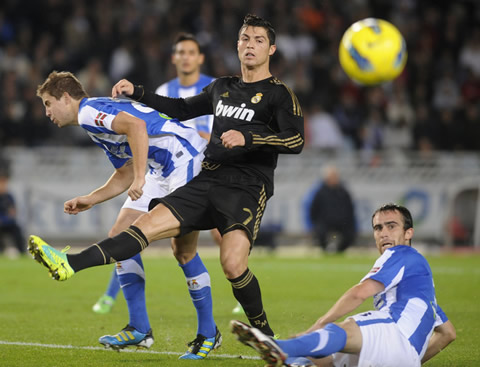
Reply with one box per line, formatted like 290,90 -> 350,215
0,248 -> 479,366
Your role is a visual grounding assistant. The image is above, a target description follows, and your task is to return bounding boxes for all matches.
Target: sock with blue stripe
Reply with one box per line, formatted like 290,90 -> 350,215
276,323 -> 347,358
180,253 -> 216,338
117,253 -> 150,334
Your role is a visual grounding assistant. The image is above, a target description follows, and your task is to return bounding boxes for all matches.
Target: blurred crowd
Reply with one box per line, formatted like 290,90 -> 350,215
1,0 -> 479,151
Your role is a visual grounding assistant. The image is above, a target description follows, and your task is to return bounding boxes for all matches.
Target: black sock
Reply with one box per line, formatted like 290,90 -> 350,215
67,226 -> 148,272
229,268 -> 274,336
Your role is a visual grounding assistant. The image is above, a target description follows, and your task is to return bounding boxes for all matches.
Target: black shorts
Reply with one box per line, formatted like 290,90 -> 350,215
149,170 -> 268,244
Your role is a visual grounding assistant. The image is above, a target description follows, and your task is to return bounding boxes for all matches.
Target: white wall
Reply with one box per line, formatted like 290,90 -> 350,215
5,147 -> 479,244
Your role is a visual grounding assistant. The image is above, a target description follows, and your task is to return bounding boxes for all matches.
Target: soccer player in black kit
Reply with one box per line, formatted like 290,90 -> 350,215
29,14 -> 304,339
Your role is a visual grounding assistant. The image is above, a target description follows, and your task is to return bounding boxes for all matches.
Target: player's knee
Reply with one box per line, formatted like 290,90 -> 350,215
172,248 -> 196,264
221,258 -> 246,279
108,223 -> 124,237
171,238 -> 197,264
336,319 -> 362,353
108,227 -> 118,237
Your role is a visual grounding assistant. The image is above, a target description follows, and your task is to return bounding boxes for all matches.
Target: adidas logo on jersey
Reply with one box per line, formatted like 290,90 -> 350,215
215,100 -> 254,121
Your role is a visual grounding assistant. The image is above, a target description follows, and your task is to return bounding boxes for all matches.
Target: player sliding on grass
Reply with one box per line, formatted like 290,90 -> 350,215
35,71 -> 221,359
29,13 -> 304,340
231,203 -> 456,367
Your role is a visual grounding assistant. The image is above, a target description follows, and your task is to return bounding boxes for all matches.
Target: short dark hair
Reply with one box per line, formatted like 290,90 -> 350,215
36,71 -> 88,100
172,32 -> 202,54
239,13 -> 276,45
372,203 -> 413,231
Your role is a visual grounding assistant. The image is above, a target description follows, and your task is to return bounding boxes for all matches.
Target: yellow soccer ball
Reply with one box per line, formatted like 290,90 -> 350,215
339,18 -> 407,85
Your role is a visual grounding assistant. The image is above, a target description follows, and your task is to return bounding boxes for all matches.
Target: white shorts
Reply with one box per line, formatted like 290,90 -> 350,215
121,154 -> 203,212
332,310 -> 421,367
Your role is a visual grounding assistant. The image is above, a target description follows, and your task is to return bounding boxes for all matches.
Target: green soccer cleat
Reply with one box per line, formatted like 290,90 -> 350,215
92,295 -> 116,314
232,302 -> 244,315
179,327 -> 222,360
28,235 -> 75,281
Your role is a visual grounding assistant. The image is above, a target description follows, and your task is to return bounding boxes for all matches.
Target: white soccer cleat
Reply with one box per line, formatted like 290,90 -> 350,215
230,320 -> 287,367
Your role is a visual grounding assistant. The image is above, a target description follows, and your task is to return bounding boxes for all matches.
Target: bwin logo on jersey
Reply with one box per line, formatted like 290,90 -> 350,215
215,100 -> 254,121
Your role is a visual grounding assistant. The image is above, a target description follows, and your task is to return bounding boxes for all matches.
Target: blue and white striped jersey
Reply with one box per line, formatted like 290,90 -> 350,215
361,245 -> 448,358
78,97 -> 207,178
155,74 -> 215,134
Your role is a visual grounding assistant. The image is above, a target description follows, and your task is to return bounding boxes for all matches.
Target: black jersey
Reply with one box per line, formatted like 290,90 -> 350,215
132,76 -> 304,197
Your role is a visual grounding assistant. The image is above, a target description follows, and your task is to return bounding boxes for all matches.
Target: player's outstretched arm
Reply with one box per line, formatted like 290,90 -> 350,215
421,320 -> 456,364
64,196 -> 94,214
304,279 -> 384,334
64,163 -> 135,215
117,82 -> 212,121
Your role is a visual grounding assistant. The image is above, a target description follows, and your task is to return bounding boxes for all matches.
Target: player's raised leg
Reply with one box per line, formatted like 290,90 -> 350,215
29,204 -> 174,280
28,235 -> 74,281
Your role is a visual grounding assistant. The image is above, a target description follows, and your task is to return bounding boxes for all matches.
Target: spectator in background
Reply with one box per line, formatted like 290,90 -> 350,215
77,57 -> 111,97
459,27 -> 480,78
360,107 -> 385,152
1,0 -> 480,152
412,103 -> 437,151
307,104 -> 344,151
460,68 -> 480,103
462,103 -> 480,151
436,109 -> 465,151
432,68 -> 461,112
0,160 -> 25,256
384,84 -> 414,151
309,165 -> 356,253
332,88 -> 364,150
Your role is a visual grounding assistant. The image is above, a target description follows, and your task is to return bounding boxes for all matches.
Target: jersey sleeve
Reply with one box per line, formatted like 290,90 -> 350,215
194,114 -> 213,133
360,249 -> 408,291
155,83 -> 167,96
134,86 -> 212,120
434,304 -> 449,327
78,101 -> 118,133
243,84 -> 304,154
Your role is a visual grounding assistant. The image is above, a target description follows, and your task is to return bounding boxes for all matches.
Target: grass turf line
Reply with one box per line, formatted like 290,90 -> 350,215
0,251 -> 478,366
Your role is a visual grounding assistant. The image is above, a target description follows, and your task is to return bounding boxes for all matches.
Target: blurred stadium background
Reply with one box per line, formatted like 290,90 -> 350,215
1,0 -> 480,250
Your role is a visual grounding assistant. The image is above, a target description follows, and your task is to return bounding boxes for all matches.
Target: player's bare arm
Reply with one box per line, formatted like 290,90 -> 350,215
111,112 -> 148,201
64,196 -> 94,215
421,320 -> 456,363
305,279 -> 384,334
64,162 -> 135,215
